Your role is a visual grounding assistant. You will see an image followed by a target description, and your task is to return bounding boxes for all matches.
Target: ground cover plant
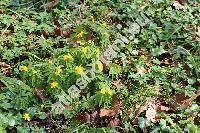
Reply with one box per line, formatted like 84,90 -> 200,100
0,0 -> 200,132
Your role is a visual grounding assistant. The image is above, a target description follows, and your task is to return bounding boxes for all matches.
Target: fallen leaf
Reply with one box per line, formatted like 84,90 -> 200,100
0,62 -> 10,68
172,0 -> 185,9
0,62 -> 11,75
181,93 -> 200,108
62,30 -> 72,38
44,0 -> 60,10
100,95 -> 122,117
33,88 -> 45,100
133,104 -> 148,125
175,93 -> 190,104
0,9 -> 4,14
155,100 -> 171,112
132,99 -> 172,125
74,112 -> 91,122
137,67 -> 146,76
100,108 -> 116,117
109,118 -> 120,127
145,101 -> 157,123
112,79 -> 122,89
76,18 -> 81,25
54,26 -> 62,36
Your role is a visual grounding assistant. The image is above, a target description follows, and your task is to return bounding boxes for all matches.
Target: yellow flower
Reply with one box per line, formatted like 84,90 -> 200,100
64,54 -> 73,61
95,48 -> 100,58
88,40 -> 92,43
106,88 -> 112,95
77,40 -> 85,45
87,40 -> 94,44
100,88 -> 112,95
102,22 -> 107,27
77,31 -> 84,38
75,65 -> 84,75
21,66 -> 28,72
90,16 -> 95,22
48,59 -> 53,65
23,113 -> 30,121
50,81 -> 58,88
97,61 -> 103,72
55,66 -> 62,76
100,88 -> 107,94
82,47 -> 88,54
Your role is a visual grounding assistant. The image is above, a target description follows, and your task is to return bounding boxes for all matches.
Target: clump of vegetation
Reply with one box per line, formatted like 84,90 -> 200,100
0,0 -> 199,132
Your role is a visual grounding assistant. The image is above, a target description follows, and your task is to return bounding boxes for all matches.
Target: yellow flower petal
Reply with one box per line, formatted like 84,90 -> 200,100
102,22 -> 107,27
100,88 -> 112,95
21,66 -> 28,72
106,88 -> 112,95
75,65 -> 84,75
97,61 -> 103,72
48,60 -> 53,65
82,47 -> 88,54
64,54 -> 73,61
23,113 -> 30,121
77,31 -> 84,38
55,66 -> 62,76
100,88 -> 106,94
50,81 -> 58,88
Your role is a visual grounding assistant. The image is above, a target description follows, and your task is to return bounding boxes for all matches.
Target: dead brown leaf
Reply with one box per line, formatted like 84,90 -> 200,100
33,88 -> 45,100
132,99 -> 174,125
175,93 -> 190,105
109,118 -> 120,127
100,109 -> 116,117
137,67 -> 147,76
0,62 -> 11,76
44,0 -> 60,10
74,112 -> 91,123
173,0 -> 185,9
0,9 -> 4,14
54,26 -> 62,36
100,95 -> 122,117
76,18 -> 81,25
181,93 -> 200,108
132,104 -> 148,125
146,101 -> 157,123
112,79 -> 122,89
